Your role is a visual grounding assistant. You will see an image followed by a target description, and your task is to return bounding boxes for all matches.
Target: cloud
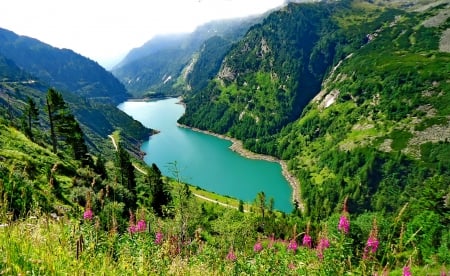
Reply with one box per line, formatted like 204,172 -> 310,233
0,0 -> 284,67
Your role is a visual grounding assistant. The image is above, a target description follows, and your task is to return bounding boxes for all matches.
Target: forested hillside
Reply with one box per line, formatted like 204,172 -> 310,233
179,0 -> 450,269
0,30 -> 150,155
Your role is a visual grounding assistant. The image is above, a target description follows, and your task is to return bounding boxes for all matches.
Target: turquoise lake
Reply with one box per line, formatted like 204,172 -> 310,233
118,98 -> 293,212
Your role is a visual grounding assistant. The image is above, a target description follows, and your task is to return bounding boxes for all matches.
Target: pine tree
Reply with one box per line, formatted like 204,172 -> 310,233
116,143 -> 137,210
46,88 -> 66,153
22,96 -> 39,141
148,163 -> 172,217
45,88 -> 91,164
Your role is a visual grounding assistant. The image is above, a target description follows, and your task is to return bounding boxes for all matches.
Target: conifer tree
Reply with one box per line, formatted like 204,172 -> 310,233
148,163 -> 171,217
22,96 -> 39,141
116,143 -> 137,210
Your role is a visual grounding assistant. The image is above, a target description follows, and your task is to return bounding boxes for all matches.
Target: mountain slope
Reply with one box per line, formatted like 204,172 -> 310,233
180,0 -> 450,220
179,0 -> 394,138
0,31 -> 150,155
112,17 -> 263,97
0,28 -> 129,104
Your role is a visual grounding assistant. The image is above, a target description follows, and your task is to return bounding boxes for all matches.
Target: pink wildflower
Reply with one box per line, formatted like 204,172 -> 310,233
226,248 -> 237,261
253,241 -> 263,252
366,236 -> 379,253
136,220 -> 146,232
403,266 -> 412,276
155,231 -> 163,244
363,219 -> 379,259
83,208 -> 93,220
316,238 -> 330,260
128,225 -> 137,234
338,215 -> 350,234
287,239 -> 298,252
288,262 -> 296,270
302,234 -> 312,248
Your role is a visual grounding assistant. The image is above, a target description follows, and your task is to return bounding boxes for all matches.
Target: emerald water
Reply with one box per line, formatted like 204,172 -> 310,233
118,98 -> 293,212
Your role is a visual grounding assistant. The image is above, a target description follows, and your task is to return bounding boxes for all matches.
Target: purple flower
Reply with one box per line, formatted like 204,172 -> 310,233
155,231 -> 163,244
83,208 -> 93,220
318,238 -> 330,249
226,249 -> 237,261
128,225 -> 137,234
253,241 -> 263,253
288,262 -> 296,270
136,220 -> 146,232
366,236 -> 379,253
403,266 -> 412,276
302,234 -> 312,248
316,238 -> 330,260
338,215 -> 350,234
287,239 -> 298,252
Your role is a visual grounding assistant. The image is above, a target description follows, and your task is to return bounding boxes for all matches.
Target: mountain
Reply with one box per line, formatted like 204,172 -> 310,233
111,16 -> 264,97
180,0 -> 450,224
0,28 -> 150,155
0,28 -> 129,104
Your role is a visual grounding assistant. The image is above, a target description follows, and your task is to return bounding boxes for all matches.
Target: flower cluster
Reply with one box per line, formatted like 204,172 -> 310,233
338,215 -> 350,234
128,211 -> 147,234
403,265 -> 412,276
316,238 -> 330,260
363,219 -> 379,259
253,241 -> 263,253
287,239 -> 298,252
226,248 -> 237,261
338,197 -> 350,234
302,234 -> 312,248
155,231 -> 164,244
83,208 -> 93,220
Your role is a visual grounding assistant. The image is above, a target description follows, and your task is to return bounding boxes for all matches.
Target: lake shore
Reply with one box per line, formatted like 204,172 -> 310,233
177,123 -> 303,211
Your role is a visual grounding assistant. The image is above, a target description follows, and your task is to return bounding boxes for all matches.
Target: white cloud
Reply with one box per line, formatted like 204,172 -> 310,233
0,0 -> 284,68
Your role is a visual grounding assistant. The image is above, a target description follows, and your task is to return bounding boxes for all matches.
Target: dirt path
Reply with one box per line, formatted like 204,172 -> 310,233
192,193 -> 248,212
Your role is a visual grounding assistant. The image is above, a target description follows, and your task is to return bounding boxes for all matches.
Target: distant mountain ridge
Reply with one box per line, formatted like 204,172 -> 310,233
0,28 -> 129,104
0,27 -> 149,155
111,16 -> 264,97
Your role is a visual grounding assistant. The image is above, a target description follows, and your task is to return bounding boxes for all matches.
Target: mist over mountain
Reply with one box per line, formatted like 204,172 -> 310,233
111,16 -> 264,97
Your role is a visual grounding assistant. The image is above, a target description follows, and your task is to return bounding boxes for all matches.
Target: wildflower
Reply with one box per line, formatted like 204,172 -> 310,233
83,208 -> 93,220
338,197 -> 350,234
302,234 -> 312,248
136,219 -> 146,232
316,238 -> 330,260
253,241 -> 263,253
363,219 -> 379,259
288,262 -> 296,270
366,236 -> 379,253
155,231 -> 163,244
128,211 -> 137,234
318,238 -> 330,249
338,215 -> 350,234
287,239 -> 298,252
226,248 -> 237,261
128,225 -> 137,234
403,266 -> 412,276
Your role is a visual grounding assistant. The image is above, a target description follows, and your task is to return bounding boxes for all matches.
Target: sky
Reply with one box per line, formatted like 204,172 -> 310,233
0,0 -> 285,68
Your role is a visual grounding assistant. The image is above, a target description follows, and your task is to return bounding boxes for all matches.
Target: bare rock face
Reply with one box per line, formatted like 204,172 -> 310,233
440,29 -> 450,53
218,65 -> 236,82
